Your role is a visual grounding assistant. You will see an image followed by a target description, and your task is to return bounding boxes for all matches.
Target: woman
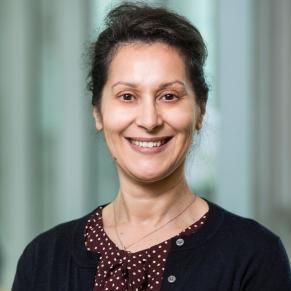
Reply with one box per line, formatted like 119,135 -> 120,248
12,3 -> 291,291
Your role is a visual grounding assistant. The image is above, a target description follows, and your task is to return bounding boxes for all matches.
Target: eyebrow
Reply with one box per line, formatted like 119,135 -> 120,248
111,80 -> 186,90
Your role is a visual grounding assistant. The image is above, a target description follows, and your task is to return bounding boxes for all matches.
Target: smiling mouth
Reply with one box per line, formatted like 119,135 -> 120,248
126,137 -> 173,148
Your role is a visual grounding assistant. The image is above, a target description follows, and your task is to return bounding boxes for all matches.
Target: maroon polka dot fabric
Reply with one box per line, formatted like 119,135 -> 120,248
84,206 -> 208,290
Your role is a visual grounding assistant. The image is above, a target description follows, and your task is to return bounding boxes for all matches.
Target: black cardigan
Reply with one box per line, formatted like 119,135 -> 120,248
12,200 -> 291,290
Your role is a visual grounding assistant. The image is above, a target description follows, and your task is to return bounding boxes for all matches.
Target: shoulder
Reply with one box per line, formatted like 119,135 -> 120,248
214,202 -> 280,244
12,208 -> 102,290
203,201 -> 291,288
208,201 -> 289,263
17,206 -> 100,267
25,204 -> 107,251
26,214 -> 89,252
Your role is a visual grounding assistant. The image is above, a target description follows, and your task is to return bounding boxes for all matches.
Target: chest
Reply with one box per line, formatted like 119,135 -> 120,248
31,240 -> 244,291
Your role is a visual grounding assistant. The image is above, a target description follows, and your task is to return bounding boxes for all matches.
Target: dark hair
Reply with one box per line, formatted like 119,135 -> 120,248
88,2 -> 209,115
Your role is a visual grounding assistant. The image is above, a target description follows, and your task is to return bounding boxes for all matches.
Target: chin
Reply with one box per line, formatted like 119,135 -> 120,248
129,168 -> 174,184
133,175 -> 165,184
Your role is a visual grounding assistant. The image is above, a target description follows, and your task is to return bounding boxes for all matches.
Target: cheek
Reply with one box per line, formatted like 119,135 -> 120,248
163,106 -> 196,133
102,106 -> 133,136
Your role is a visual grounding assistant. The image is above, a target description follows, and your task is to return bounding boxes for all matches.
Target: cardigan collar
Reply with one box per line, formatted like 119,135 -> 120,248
71,199 -> 225,268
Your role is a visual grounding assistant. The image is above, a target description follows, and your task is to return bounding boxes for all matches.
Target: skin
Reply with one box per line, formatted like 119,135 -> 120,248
93,42 -> 209,252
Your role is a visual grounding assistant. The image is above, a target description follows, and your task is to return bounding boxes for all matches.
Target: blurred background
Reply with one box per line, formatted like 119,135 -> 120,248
0,0 -> 290,289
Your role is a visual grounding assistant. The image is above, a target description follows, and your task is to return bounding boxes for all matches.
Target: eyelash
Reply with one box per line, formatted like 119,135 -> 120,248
162,93 -> 179,101
118,93 -> 179,102
120,93 -> 134,102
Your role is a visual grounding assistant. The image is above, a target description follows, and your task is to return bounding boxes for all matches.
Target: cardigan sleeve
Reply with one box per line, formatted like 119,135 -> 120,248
243,237 -> 291,290
12,242 -> 35,291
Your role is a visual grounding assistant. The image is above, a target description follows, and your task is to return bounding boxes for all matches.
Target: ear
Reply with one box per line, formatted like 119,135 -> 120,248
92,106 -> 103,131
194,106 -> 205,131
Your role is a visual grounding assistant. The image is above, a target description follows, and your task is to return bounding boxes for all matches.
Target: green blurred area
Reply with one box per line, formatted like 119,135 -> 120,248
1,0 -> 290,289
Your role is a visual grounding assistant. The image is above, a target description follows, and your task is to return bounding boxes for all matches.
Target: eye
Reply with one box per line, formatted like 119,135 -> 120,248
119,93 -> 135,102
161,93 -> 179,101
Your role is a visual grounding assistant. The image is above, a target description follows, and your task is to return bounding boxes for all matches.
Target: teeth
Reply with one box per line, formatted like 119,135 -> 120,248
131,139 -> 167,148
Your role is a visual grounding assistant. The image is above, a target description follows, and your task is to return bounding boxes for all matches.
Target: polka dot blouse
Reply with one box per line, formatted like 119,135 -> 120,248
84,206 -> 208,291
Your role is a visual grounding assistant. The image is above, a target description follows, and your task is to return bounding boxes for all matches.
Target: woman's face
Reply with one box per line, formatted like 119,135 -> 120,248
93,42 -> 203,183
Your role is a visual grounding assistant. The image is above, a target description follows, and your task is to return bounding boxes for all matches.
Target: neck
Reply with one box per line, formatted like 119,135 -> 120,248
114,165 -> 194,226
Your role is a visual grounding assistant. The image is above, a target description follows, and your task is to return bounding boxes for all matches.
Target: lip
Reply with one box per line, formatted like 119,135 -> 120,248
125,136 -> 173,154
125,136 -> 173,142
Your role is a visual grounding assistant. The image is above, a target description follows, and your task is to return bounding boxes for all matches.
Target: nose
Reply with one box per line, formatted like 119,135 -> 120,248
135,99 -> 163,132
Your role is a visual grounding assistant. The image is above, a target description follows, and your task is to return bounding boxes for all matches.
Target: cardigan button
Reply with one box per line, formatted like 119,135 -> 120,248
176,238 -> 184,246
167,275 -> 176,283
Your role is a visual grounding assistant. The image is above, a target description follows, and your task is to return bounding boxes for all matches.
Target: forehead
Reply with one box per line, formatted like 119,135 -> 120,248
106,42 -> 189,85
